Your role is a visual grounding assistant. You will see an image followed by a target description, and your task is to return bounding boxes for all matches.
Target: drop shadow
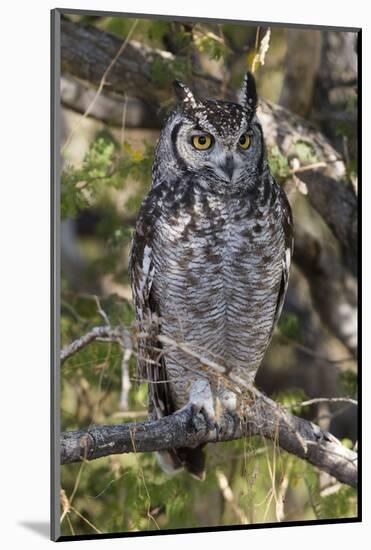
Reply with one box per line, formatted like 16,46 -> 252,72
18,521 -> 50,539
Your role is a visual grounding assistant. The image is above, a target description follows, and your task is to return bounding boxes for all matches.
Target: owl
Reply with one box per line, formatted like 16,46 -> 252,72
130,72 -> 293,479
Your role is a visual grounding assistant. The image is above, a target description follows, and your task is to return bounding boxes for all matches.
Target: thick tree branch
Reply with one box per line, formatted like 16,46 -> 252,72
61,19 -> 220,105
294,228 -> 357,355
258,101 -> 357,276
61,326 -> 357,488
61,75 -> 159,128
60,389 -> 357,488
298,170 -> 358,275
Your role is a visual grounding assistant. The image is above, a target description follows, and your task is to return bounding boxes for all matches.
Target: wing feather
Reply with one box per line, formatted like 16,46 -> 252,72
129,194 -> 173,421
273,181 -> 294,326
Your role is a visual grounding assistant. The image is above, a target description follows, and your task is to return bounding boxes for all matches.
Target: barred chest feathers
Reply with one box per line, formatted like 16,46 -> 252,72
150,176 -> 285,409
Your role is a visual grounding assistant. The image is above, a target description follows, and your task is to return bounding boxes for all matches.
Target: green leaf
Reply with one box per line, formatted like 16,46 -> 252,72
194,34 -> 227,61
294,139 -> 318,164
268,146 -> 291,182
274,387 -> 308,415
148,21 -> 170,42
150,56 -> 191,88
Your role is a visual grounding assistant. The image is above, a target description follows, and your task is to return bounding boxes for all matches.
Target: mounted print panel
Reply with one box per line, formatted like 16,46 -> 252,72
51,8 -> 360,541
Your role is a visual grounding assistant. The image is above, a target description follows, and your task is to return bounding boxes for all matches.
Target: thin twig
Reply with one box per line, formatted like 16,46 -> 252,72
120,348 -> 133,411
291,161 -> 327,173
284,397 -> 357,410
216,470 -> 248,524
94,295 -> 110,326
70,506 -> 102,535
120,93 -> 128,147
60,325 -> 130,363
275,457 -> 293,522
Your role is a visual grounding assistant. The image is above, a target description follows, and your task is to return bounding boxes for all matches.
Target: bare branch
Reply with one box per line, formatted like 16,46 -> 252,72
62,18 -> 139,153
61,19 -> 221,105
284,397 -> 357,409
60,325 -> 129,363
60,390 -> 357,488
216,470 -> 248,524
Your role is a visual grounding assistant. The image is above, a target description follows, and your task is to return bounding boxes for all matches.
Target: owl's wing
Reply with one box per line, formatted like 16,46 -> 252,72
130,191 -> 208,478
129,194 -> 173,421
272,181 -> 294,326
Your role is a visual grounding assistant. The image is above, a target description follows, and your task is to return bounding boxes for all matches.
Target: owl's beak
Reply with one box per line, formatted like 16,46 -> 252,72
220,154 -> 235,182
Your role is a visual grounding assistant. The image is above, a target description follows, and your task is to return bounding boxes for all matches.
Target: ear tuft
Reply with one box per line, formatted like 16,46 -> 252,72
173,80 -> 198,109
239,72 -> 258,118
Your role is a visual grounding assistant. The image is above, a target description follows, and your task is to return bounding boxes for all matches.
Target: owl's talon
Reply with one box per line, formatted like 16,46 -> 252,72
200,406 -> 218,433
182,379 -> 216,435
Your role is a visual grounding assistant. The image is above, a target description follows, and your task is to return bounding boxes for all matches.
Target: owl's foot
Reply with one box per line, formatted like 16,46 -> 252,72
183,379 -> 216,433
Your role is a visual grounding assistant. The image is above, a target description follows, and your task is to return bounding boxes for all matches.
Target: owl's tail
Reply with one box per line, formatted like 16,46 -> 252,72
156,445 -> 206,480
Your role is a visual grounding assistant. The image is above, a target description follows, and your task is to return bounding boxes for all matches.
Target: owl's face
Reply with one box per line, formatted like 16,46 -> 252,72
159,73 -> 264,186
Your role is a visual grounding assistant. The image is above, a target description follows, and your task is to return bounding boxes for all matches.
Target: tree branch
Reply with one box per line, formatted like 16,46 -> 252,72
61,19 -> 220,105
61,326 -> 357,487
60,325 -> 130,363
297,170 -> 358,275
60,389 -> 357,488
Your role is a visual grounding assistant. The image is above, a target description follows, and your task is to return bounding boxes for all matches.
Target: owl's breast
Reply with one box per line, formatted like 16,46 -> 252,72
152,184 -> 285,403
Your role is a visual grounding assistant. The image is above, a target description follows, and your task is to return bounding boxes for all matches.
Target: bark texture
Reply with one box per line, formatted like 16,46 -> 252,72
61,390 -> 357,488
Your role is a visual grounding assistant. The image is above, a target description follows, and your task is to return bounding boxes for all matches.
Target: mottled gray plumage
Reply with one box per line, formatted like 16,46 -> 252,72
130,73 -> 293,479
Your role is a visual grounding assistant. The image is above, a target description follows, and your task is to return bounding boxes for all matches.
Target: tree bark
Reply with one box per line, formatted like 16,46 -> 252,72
61,19 -> 221,105
60,389 -> 357,488
279,30 -> 323,117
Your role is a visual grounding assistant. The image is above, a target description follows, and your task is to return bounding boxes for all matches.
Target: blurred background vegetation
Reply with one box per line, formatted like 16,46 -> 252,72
59,13 -> 358,536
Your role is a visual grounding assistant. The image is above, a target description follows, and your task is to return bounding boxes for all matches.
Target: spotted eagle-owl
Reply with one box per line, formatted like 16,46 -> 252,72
130,72 -> 293,479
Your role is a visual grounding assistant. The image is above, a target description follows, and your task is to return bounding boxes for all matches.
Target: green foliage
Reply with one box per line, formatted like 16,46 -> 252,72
148,20 -> 171,42
268,145 -> 291,182
273,387 -> 308,415
321,486 -> 357,519
61,136 -> 154,220
268,140 -> 318,185
150,56 -> 191,88
277,312 -> 302,342
339,369 -> 358,399
293,139 -> 318,164
194,34 -> 228,61
61,136 -> 116,219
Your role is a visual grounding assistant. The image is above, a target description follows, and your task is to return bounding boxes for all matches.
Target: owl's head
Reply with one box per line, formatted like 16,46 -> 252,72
155,72 -> 265,187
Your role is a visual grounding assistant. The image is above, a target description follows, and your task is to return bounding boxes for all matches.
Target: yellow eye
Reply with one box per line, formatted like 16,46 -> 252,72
192,134 -> 213,150
239,133 -> 251,149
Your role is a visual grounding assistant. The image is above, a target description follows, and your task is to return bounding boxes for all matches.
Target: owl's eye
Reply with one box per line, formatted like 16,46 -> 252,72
238,133 -> 251,150
192,134 -> 213,150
